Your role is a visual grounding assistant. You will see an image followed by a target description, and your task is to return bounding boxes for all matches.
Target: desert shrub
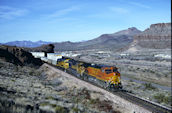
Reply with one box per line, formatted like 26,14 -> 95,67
40,102 -> 49,106
143,83 -> 156,90
11,79 -> 15,82
14,66 -> 20,71
149,70 -> 155,73
98,100 -> 120,113
153,93 -> 171,105
164,72 -> 172,78
40,102 -> 68,113
55,105 -> 68,113
164,74 -> 168,77
129,79 -> 133,82
29,70 -> 34,75
142,69 -> 146,72
72,107 -> 80,112
34,70 -> 42,76
136,86 -> 141,89
0,61 -> 3,67
45,96 -> 54,100
128,69 -> 132,71
89,98 -> 99,104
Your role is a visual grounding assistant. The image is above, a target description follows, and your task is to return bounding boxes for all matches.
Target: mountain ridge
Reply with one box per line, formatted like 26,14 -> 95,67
2,40 -> 52,48
53,27 -> 142,51
2,22 -> 170,51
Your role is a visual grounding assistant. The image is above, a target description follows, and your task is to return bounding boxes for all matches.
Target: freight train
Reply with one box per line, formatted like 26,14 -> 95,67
31,52 -> 122,90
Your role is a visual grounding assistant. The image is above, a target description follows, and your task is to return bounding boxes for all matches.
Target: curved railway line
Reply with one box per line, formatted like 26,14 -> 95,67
46,62 -> 171,113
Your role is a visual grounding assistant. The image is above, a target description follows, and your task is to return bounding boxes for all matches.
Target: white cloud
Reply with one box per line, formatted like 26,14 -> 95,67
0,6 -> 29,19
129,2 -> 150,9
47,6 -> 80,18
109,7 -> 129,14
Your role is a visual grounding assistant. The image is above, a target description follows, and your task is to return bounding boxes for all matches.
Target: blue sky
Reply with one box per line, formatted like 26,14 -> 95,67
0,0 -> 171,43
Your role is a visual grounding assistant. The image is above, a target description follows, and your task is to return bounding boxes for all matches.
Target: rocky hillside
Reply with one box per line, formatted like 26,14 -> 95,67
134,23 -> 171,49
54,27 -> 141,51
0,45 -> 43,66
0,59 -> 127,113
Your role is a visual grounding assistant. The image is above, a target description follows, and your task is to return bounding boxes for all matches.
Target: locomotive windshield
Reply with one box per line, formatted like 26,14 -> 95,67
113,68 -> 118,72
105,69 -> 112,74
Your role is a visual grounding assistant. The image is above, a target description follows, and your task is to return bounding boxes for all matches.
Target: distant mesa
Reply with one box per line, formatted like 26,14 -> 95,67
134,22 -> 171,49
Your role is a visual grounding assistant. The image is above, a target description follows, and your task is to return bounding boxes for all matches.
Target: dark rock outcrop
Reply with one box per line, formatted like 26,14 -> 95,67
134,23 -> 171,49
0,48 -> 23,66
25,44 -> 54,53
0,45 -> 43,66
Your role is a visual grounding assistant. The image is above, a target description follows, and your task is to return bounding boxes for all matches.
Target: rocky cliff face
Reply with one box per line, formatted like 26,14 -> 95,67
0,45 -> 43,66
134,23 -> 171,49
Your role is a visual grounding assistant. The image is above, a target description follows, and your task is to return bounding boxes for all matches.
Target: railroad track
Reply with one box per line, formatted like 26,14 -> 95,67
115,91 -> 171,113
45,62 -> 172,113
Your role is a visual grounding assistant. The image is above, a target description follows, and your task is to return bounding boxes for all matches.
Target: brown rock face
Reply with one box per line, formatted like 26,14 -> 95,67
0,45 -> 43,66
134,23 -> 171,49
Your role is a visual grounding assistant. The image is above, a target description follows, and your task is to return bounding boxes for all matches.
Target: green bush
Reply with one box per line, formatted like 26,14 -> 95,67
153,93 -> 171,105
55,105 -> 68,113
45,96 -> 54,100
129,79 -> 133,82
149,70 -> 155,73
89,98 -> 99,104
143,83 -> 156,90
72,107 -> 80,113
29,71 -> 34,75
40,102 -> 49,106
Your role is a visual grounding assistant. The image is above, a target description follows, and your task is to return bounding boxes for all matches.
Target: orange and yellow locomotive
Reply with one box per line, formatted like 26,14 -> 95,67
56,56 -> 122,89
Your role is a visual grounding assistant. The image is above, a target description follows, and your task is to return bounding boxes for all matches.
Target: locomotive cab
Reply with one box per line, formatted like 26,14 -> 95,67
102,67 -> 122,89
56,58 -> 70,69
